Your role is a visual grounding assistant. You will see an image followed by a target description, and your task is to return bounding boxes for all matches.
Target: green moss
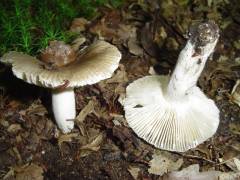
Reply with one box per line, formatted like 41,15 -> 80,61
0,0 -> 123,55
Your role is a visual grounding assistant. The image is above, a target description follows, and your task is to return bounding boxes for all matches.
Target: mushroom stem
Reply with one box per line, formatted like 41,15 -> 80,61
52,88 -> 76,133
166,22 -> 219,99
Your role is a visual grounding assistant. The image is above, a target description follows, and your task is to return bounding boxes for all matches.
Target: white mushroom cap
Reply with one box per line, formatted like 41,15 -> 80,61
1,40 -> 121,88
124,75 -> 219,152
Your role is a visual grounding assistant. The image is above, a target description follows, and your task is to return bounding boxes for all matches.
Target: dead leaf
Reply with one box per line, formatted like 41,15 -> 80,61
58,133 -> 79,147
127,37 -> 143,56
233,158 -> 240,171
12,147 -> 22,164
229,123 -> 240,135
110,113 -> 128,126
224,156 -> 240,172
166,164 -> 240,180
128,166 -> 140,180
80,133 -> 104,151
7,100 -> 21,109
71,36 -> 86,52
166,164 -> 220,180
77,129 -> 104,158
231,79 -> 240,107
118,25 -> 143,56
76,99 -> 95,123
89,10 -> 121,40
19,100 -> 47,116
106,64 -> 128,84
148,150 -> 183,176
3,168 -> 14,180
0,118 -> 9,127
7,124 -> 22,133
70,17 -> 89,33
218,172 -> 240,180
116,24 -> 135,43
15,163 -> 43,180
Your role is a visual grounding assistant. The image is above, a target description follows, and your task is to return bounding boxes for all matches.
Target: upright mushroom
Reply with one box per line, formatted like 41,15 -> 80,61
123,21 -> 220,152
1,40 -> 121,133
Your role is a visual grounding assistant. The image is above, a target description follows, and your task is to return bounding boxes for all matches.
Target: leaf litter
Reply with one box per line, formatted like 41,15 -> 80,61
0,0 -> 240,179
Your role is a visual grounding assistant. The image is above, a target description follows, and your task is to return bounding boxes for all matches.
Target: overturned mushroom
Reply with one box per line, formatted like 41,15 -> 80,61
1,40 -> 121,133
123,21 -> 220,152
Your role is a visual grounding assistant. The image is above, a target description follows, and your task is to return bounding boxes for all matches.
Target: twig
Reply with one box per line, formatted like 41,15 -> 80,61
175,152 -> 216,164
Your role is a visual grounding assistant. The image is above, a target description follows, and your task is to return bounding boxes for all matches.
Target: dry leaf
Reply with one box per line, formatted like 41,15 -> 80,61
148,151 -> 183,176
233,158 -> 240,171
15,163 -> 43,180
3,168 -> 14,180
231,80 -> 240,107
218,172 -> 240,180
111,113 -> 128,126
166,164 -> 219,180
226,157 -> 240,172
70,17 -> 89,33
106,64 -> 128,84
58,133 -> 79,147
167,164 -> 240,180
78,132 -> 104,157
127,37 -> 143,56
80,133 -> 104,151
229,123 -> 240,135
76,100 -> 95,123
19,100 -> 47,116
128,166 -> 140,180
7,124 -> 22,133
71,36 -> 86,51
119,26 -> 143,56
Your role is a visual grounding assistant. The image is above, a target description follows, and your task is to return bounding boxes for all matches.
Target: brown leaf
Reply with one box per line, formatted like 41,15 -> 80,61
70,18 -> 89,33
89,10 -> 121,40
166,164 -> 240,180
75,99 -> 95,123
77,129 -> 104,158
80,133 -> 104,151
19,100 -> 47,117
106,64 -> 128,84
148,150 -> 183,176
231,80 -> 240,107
128,166 -> 140,180
71,36 -> 87,52
127,37 -> 143,56
15,163 -> 43,180
58,133 -> 79,147
7,124 -> 22,133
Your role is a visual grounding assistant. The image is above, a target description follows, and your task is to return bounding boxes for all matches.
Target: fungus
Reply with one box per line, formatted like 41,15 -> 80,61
123,21 -> 220,152
1,40 -> 121,133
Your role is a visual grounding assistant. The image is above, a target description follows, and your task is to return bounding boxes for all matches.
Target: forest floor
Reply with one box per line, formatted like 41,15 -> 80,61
0,1 -> 240,179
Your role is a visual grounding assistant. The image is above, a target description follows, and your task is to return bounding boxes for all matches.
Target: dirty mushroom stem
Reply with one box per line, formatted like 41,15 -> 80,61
167,21 -> 219,100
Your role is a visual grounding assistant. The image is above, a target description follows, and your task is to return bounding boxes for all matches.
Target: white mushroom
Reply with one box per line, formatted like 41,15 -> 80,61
1,40 -> 121,133
123,21 -> 220,152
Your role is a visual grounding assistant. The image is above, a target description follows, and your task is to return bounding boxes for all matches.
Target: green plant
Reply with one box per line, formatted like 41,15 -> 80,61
0,0 -> 124,55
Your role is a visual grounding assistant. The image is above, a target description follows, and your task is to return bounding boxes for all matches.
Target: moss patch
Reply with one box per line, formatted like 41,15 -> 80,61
0,0 -> 123,55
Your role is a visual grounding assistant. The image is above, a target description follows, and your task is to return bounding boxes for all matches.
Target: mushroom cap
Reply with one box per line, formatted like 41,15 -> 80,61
124,75 -> 219,152
1,40 -> 121,88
